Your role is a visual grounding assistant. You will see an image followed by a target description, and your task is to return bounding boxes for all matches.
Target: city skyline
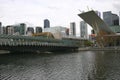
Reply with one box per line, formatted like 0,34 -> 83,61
0,0 -> 120,35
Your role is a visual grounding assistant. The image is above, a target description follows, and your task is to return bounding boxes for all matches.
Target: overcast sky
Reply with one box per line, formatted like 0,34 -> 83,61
0,0 -> 120,34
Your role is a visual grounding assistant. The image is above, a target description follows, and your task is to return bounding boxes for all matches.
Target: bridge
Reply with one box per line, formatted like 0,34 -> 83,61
0,34 -> 82,53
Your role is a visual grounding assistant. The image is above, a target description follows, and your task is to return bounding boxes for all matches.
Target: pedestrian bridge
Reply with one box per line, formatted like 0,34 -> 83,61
0,34 -> 81,52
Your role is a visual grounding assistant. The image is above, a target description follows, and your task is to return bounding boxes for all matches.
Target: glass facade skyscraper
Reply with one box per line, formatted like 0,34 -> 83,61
70,22 -> 76,36
103,11 -> 119,26
80,21 -> 88,39
19,23 -> 26,35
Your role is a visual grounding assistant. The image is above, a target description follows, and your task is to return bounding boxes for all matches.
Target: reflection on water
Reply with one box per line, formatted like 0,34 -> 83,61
0,51 -> 120,80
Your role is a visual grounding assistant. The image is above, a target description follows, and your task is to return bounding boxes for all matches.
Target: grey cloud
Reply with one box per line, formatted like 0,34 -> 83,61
47,6 -> 60,10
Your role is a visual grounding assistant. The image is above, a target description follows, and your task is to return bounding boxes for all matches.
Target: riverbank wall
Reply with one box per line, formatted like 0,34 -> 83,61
79,47 -> 120,51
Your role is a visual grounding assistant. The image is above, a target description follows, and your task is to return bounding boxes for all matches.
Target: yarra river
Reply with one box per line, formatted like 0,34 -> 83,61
0,51 -> 120,80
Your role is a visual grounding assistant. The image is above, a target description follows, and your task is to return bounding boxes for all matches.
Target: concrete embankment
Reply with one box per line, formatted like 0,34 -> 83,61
79,47 -> 120,51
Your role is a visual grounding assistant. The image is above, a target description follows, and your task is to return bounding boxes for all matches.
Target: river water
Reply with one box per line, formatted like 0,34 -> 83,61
0,51 -> 120,80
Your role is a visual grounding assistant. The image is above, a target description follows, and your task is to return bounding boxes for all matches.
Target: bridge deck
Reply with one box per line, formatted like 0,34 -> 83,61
0,34 -> 80,52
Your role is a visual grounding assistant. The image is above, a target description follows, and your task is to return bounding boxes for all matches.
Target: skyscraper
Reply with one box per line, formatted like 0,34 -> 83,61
6,25 -> 14,35
36,27 -> 42,33
3,27 -> 6,34
44,19 -> 50,28
70,22 -> 76,36
80,21 -> 88,39
119,12 -> 120,25
0,22 -> 2,34
19,23 -> 26,35
103,11 -> 119,26
27,27 -> 34,34
13,23 -> 26,35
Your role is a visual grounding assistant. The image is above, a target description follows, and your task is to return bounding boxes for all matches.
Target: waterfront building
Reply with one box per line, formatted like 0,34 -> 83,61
14,25 -> 20,35
119,11 -> 120,25
44,26 -> 68,39
6,26 -> 14,35
70,22 -> 76,36
110,25 -> 120,33
1,27 -> 3,34
66,28 -> 69,36
36,27 -> 42,33
13,23 -> 26,35
26,27 -> 34,34
2,27 -> 6,34
19,23 -> 26,35
80,21 -> 88,39
44,19 -> 50,28
103,11 -> 119,26
0,22 -> 2,34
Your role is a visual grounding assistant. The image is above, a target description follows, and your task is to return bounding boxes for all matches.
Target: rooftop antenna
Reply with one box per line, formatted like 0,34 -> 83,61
78,9 -> 84,13
78,9 -> 82,12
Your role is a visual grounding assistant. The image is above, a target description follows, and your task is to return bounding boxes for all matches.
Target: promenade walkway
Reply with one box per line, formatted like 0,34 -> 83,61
79,47 -> 120,51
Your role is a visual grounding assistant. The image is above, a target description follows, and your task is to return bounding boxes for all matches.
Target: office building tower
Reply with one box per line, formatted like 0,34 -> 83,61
80,21 -> 88,39
44,19 -> 50,28
112,14 -> 119,25
19,23 -> 26,35
27,27 -> 34,34
6,26 -> 10,34
70,22 -> 76,36
36,27 -> 42,33
103,11 -> 113,26
13,25 -> 20,35
6,26 -> 14,35
119,12 -> 120,25
0,22 -> 2,34
13,23 -> 26,35
3,27 -> 6,34
66,28 -> 69,36
103,11 -> 119,26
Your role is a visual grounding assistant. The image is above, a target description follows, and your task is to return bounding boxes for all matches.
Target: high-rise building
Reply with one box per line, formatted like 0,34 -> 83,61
70,22 -> 76,36
19,23 -> 26,35
103,11 -> 113,26
80,21 -> 88,39
66,28 -> 69,36
119,12 -> 120,25
44,19 -> 50,28
36,27 -> 42,33
6,26 -> 14,35
0,22 -> 2,34
2,27 -> 6,34
13,23 -> 26,35
112,14 -> 119,25
27,27 -> 34,34
103,11 -> 119,26
13,25 -> 20,35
